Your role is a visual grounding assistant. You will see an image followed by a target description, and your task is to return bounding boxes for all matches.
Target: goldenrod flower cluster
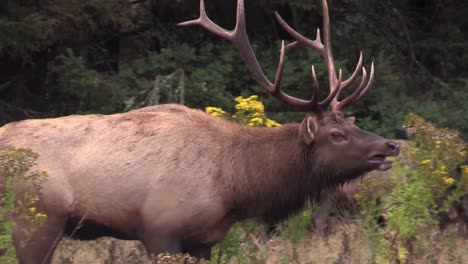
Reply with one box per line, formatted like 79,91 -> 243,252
265,118 -> 281,128
462,165 -> 468,175
205,107 -> 227,118
431,165 -> 454,186
356,113 -> 468,262
397,246 -> 409,263
206,95 -> 281,128
35,213 -> 47,220
420,159 -> 431,165
234,95 -> 264,112
234,95 -> 280,127
403,112 -> 467,199
443,177 -> 455,186
28,207 -> 47,222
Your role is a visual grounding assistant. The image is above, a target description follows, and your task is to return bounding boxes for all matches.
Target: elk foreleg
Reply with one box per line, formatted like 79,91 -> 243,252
313,192 -> 334,236
184,245 -> 212,261
140,230 -> 182,260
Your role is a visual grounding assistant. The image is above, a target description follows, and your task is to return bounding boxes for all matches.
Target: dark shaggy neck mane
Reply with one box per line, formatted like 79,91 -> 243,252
220,124 -> 363,224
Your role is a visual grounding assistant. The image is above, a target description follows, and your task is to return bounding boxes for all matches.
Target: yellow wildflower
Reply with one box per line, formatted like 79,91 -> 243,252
206,107 -> 227,118
420,159 -> 431,165
250,117 -> 263,125
235,96 -> 263,111
246,95 -> 258,101
353,193 -> 362,201
443,177 -> 454,186
235,101 -> 249,111
212,95 -> 282,127
397,247 -> 409,263
265,119 -> 281,127
439,165 -> 447,175
29,207 -> 36,213
35,213 -> 47,219
462,166 -> 468,175
250,101 -> 264,112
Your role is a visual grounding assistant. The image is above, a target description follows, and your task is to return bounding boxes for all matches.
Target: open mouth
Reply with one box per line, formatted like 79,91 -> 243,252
369,155 -> 393,164
369,155 -> 394,171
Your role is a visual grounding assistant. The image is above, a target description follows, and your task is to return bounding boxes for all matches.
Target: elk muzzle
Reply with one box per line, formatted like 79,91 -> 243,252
368,141 -> 400,171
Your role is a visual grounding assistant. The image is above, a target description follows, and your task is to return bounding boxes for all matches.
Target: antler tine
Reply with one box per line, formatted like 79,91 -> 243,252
178,0 -> 228,38
332,61 -> 375,112
340,51 -> 363,89
355,62 -> 375,101
310,65 -> 319,103
330,52 -> 362,104
283,28 -> 321,51
274,12 -> 324,53
321,0 -> 338,89
180,0 -> 322,110
332,65 -> 369,112
284,41 -> 300,51
273,41 -> 287,92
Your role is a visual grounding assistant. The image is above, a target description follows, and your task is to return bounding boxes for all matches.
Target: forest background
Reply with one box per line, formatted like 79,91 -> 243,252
1,0 -> 467,140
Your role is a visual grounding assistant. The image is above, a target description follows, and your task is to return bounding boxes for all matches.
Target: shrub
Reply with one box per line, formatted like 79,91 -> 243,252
360,113 -> 467,263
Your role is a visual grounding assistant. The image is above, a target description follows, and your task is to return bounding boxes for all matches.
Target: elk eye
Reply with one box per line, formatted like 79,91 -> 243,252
330,132 -> 347,143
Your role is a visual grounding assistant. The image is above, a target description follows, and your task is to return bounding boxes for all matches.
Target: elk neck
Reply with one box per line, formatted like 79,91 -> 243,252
219,123 -> 325,223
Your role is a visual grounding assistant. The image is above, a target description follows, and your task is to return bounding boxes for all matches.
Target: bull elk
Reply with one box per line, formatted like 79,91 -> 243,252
0,0 -> 399,262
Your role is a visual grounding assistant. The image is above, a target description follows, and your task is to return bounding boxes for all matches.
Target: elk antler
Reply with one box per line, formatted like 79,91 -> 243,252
179,0 -> 374,115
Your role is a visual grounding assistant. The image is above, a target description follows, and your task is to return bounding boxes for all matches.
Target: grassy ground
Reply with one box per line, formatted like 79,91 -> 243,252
51,220 -> 467,264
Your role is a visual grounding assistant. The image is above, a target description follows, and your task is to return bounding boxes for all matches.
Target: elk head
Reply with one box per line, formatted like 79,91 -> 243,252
180,0 -> 399,173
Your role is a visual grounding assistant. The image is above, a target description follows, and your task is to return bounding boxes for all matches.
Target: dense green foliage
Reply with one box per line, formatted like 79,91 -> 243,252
0,0 -> 467,139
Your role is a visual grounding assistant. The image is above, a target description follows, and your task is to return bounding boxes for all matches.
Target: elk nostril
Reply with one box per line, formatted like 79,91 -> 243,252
387,141 -> 399,153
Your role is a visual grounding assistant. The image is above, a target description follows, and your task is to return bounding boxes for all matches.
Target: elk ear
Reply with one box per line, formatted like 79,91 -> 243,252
300,114 -> 319,145
346,116 -> 356,124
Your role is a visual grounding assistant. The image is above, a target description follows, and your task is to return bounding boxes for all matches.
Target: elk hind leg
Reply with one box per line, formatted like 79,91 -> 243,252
12,215 -> 66,264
